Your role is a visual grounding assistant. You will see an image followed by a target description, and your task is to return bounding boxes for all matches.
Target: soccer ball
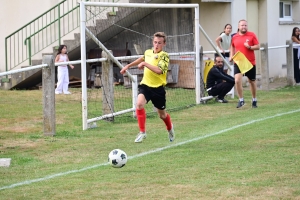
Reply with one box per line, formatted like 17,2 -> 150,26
108,149 -> 127,168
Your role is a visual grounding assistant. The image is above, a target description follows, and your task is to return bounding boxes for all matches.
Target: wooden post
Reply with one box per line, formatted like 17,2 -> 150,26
260,43 -> 269,91
199,45 -> 204,98
102,51 -> 114,122
286,40 -> 295,86
42,55 -> 56,136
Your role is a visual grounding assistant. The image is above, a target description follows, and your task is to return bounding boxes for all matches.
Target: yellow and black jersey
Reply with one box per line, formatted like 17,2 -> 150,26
140,49 -> 169,87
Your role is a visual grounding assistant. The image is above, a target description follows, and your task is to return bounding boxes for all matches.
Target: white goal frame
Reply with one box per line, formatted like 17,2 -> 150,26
79,2 -> 200,130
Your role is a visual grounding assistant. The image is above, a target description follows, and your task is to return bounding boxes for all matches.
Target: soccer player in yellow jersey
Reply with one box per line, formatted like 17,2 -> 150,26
120,32 -> 174,143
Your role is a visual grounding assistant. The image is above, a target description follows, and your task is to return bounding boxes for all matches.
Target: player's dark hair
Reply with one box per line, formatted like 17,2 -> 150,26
154,32 -> 166,43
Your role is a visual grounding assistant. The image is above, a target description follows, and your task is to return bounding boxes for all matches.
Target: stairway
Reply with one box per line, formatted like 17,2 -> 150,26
8,0 -> 172,90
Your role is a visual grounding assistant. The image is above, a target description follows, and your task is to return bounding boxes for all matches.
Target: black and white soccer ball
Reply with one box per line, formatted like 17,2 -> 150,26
108,149 -> 127,168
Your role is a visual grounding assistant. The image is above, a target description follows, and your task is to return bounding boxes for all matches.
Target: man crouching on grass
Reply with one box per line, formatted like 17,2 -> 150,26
120,32 -> 175,143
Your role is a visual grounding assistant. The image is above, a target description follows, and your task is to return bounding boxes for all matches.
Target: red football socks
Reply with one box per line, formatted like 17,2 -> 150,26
136,108 -> 146,132
163,114 -> 172,131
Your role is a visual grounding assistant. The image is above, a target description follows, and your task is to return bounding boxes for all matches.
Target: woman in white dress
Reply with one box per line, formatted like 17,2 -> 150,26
55,45 -> 74,94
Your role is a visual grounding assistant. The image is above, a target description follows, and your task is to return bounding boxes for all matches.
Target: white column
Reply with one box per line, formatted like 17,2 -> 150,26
80,2 -> 88,130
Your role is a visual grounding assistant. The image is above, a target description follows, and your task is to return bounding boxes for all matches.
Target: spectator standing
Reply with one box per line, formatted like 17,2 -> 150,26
215,24 -> 232,74
55,45 -> 74,95
291,27 -> 300,85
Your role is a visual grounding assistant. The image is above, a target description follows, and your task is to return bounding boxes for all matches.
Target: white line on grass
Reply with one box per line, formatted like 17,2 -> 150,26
1,109 -> 299,191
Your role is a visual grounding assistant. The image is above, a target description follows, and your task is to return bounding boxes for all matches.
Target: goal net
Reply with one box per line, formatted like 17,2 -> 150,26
80,2 -> 200,130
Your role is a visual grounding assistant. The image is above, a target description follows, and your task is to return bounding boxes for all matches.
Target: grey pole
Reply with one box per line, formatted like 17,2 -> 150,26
42,55 -> 56,136
260,43 -> 269,91
286,40 -> 295,86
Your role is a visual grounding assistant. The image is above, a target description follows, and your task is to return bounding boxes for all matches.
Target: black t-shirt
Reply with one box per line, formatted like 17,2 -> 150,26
206,66 -> 234,89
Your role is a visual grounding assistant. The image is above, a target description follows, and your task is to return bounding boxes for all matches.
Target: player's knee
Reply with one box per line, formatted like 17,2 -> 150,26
159,115 -> 165,120
159,113 -> 167,120
235,78 -> 241,85
136,103 -> 144,110
136,99 -> 146,109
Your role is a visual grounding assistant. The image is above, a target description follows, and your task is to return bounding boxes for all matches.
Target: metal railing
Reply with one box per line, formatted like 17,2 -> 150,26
5,0 -> 117,73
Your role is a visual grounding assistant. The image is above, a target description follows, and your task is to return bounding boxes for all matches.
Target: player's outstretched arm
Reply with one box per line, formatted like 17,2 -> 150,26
120,57 -> 143,74
138,62 -> 163,74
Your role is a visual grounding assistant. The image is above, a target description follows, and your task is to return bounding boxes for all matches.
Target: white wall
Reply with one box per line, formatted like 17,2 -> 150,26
266,0 -> 298,78
0,0 -> 61,72
195,0 -> 300,78
192,0 -> 231,59
231,0 -> 247,33
231,0 -> 300,78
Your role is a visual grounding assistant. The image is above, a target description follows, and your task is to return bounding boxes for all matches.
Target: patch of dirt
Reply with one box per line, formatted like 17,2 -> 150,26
268,77 -> 288,90
243,77 -> 288,90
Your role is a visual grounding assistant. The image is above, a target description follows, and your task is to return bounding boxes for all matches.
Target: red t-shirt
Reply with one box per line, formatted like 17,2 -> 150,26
231,31 -> 259,65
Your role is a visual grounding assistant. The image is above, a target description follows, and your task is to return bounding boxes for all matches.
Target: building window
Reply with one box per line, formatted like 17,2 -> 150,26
279,1 -> 292,21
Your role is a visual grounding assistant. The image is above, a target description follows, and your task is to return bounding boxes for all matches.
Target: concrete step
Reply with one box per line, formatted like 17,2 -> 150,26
42,52 -> 55,56
10,68 -> 42,89
31,59 -> 43,66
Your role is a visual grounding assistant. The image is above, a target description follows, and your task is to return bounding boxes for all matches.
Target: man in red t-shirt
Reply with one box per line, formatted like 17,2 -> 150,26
230,19 -> 260,108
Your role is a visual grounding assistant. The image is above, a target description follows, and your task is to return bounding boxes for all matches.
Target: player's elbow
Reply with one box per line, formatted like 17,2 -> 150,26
156,70 -> 163,75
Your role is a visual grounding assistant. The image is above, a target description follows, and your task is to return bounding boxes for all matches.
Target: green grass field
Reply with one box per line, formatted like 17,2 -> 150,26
0,86 -> 300,199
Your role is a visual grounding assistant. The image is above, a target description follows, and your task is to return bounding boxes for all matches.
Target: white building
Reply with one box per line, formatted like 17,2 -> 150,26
195,0 -> 300,78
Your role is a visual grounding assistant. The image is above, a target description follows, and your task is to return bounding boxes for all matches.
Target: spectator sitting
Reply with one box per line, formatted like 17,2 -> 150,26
206,56 -> 235,103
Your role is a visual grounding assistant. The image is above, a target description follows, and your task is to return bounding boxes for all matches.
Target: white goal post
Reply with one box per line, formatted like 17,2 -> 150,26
79,2 -> 200,130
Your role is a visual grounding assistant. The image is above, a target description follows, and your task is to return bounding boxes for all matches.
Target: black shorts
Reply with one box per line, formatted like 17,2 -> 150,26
234,63 -> 256,81
138,84 -> 166,110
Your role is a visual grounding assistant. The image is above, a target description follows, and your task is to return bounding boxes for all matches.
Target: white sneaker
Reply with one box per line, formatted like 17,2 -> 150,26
134,132 -> 147,143
64,91 -> 71,94
168,124 -> 175,142
55,91 -> 61,94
